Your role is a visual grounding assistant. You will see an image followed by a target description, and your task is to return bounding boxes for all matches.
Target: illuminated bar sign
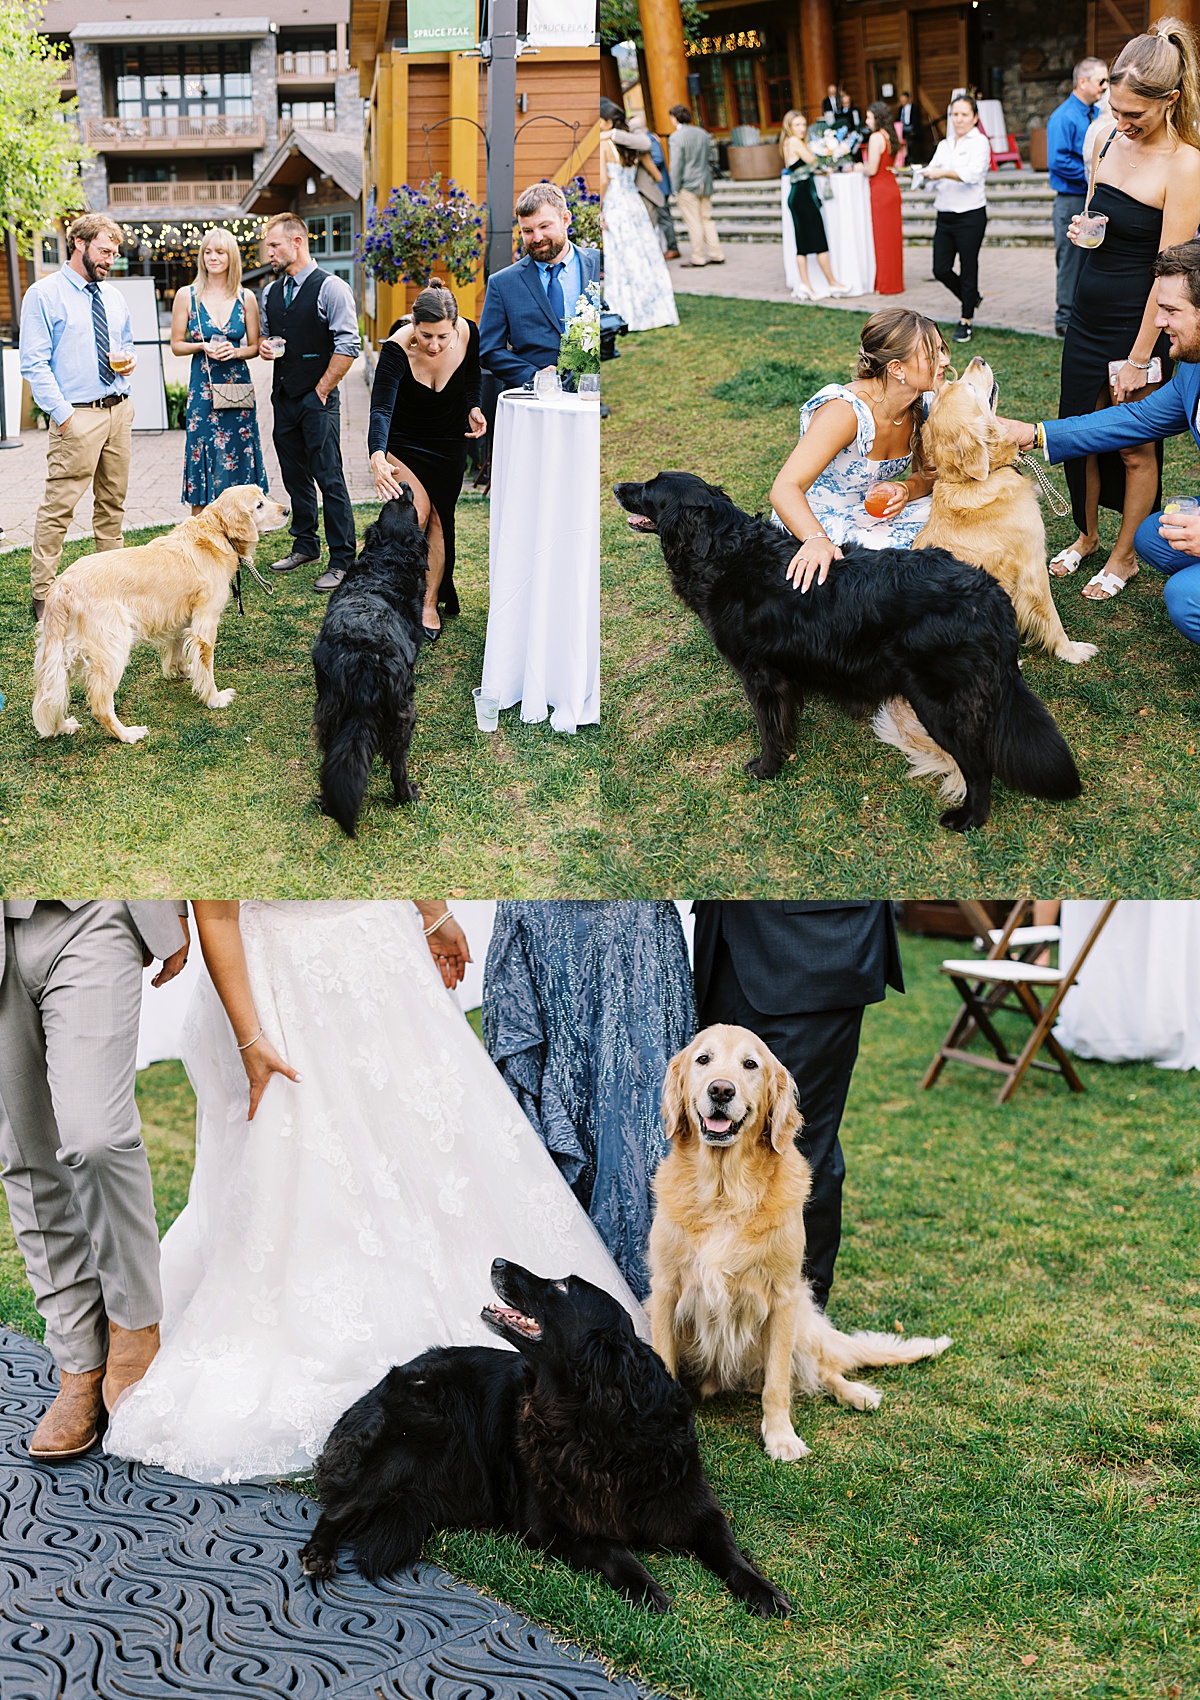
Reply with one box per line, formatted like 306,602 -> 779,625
406,0 -> 477,51
685,30 -> 767,56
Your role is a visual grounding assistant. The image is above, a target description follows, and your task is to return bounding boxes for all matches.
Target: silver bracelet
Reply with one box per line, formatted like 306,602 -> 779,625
423,910 -> 452,938
1126,357 -> 1152,371
237,1027 -> 264,1051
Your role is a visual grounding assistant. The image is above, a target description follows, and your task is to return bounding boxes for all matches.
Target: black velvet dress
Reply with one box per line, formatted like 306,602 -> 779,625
367,320 -> 482,617
1058,182 -> 1172,533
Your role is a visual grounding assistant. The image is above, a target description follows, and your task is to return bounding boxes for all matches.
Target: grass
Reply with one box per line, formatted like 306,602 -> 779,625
2,936 -> 1196,1699
601,296 -> 1200,895
0,498 -> 620,895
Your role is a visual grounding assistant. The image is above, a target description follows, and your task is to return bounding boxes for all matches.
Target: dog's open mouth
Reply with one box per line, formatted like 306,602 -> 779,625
699,1111 -> 742,1145
482,1303 -> 543,1341
625,514 -> 658,534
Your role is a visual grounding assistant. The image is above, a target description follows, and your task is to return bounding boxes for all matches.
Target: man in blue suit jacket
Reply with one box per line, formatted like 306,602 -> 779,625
479,181 -> 601,389
1005,241 -> 1200,649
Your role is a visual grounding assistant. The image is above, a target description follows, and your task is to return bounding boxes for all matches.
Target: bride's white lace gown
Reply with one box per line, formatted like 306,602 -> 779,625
105,901 -> 646,1484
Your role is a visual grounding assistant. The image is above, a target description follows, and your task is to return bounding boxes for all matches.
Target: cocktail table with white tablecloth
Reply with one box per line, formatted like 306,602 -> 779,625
479,389 -> 600,734
781,170 -> 876,299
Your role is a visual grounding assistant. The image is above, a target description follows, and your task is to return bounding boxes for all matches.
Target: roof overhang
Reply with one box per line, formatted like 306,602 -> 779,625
239,130 -> 363,211
71,18 -> 274,44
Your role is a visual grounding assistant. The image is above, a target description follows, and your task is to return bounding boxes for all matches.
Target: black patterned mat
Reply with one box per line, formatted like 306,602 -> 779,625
0,1329 -> 649,1699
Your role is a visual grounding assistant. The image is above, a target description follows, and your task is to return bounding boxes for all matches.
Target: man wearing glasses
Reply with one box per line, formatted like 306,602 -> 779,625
1047,59 -> 1109,336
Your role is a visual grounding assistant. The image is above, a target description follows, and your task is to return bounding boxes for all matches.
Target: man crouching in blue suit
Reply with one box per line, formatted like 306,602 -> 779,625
479,181 -> 600,391
1003,241 -> 1200,652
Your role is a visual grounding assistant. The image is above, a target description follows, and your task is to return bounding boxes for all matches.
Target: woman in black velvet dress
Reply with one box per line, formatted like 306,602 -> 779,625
368,282 -> 487,639
1055,18 -> 1200,602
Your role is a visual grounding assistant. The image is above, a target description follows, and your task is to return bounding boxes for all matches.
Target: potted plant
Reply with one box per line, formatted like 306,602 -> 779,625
359,174 -> 484,287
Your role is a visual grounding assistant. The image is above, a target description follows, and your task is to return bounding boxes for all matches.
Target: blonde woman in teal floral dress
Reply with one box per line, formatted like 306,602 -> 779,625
170,227 -> 267,511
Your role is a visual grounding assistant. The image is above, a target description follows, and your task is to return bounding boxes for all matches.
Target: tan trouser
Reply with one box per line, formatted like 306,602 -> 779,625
30,397 -> 133,600
674,190 -> 724,264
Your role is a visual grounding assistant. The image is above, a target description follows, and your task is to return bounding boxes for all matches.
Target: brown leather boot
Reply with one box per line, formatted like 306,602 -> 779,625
29,1367 -> 105,1459
103,1321 -> 161,1413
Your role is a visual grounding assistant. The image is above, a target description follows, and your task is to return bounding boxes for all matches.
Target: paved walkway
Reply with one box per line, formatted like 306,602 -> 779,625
0,1328 -> 650,1700
668,244 -> 1059,338
0,341 -> 378,555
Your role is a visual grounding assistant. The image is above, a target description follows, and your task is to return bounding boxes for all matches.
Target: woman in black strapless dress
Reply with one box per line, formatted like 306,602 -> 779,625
368,283 -> 486,639
1057,20 -> 1200,601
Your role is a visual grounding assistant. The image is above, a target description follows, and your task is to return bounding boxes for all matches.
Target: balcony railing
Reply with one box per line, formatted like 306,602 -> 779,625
54,60 -> 77,92
85,115 -> 266,150
278,115 -> 337,140
107,180 -> 247,208
277,50 -> 346,80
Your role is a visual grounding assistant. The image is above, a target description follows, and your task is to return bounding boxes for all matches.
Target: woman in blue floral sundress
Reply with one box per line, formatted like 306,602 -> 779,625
770,307 -> 952,591
170,227 -> 267,510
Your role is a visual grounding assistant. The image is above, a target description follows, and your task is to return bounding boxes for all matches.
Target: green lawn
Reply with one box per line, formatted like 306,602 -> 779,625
601,296 -> 1200,895
0,499 -> 615,895
2,936 -> 1195,1700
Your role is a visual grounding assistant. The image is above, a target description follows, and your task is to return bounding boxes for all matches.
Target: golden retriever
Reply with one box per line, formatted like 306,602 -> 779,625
916,357 -> 1097,666
648,1026 -> 951,1462
32,485 -> 290,743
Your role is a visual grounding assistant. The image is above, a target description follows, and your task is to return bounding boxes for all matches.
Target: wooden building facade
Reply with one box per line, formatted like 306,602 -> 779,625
350,0 -> 600,343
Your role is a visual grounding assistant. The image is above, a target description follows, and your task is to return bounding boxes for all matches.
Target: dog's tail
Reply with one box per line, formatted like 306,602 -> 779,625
792,1289 -> 952,1395
990,670 -> 1081,801
317,715 -> 377,837
871,697 -> 966,803
31,586 -> 74,738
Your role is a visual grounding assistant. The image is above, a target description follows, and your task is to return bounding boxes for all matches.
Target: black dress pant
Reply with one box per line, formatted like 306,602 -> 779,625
932,206 -> 987,320
697,937 -> 865,1309
271,386 -> 356,571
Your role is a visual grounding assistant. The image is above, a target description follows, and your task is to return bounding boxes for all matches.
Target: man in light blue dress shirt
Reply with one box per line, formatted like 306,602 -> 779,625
20,213 -> 136,621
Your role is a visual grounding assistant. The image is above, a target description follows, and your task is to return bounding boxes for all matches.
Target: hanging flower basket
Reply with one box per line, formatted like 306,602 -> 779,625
359,174 -> 484,287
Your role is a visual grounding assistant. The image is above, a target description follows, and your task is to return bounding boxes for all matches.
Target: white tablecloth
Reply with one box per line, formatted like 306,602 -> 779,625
781,171 -> 875,299
480,390 -> 600,734
1054,901 -> 1200,1069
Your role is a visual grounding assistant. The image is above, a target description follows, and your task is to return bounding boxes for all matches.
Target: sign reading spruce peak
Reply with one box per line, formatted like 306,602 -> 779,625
405,0 -> 477,52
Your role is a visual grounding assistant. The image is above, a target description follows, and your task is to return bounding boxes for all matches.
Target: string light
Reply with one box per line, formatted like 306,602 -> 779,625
118,215 -> 268,261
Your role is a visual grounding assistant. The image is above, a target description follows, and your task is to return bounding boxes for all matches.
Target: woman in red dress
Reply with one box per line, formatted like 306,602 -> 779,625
857,102 -> 905,294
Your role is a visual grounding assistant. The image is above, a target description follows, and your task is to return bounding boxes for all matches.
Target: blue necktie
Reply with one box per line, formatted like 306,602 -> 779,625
86,282 -> 114,387
546,262 -> 566,329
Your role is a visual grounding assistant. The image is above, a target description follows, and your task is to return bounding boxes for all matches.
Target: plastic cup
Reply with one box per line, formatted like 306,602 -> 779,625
535,369 -> 562,399
1164,496 -> 1199,515
108,346 -> 136,375
472,686 -> 500,732
1074,213 -> 1108,249
864,481 -> 904,518
262,336 -> 286,359
578,373 -> 600,396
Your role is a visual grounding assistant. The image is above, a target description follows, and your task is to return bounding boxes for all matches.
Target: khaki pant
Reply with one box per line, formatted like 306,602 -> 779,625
30,397 -> 133,601
674,190 -> 724,265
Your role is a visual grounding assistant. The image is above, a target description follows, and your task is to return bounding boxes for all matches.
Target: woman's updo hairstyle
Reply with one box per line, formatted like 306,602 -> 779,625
950,91 -> 979,117
867,102 -> 894,148
411,280 -> 458,325
855,307 -> 947,466
1110,16 -> 1200,149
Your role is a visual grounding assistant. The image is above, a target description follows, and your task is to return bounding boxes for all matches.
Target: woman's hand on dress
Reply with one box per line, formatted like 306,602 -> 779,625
786,534 -> 842,593
464,406 -> 487,439
426,918 -> 472,989
240,1034 -> 301,1122
371,451 -> 406,501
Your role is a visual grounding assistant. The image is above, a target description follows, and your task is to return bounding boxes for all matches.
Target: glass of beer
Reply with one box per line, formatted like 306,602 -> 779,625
1073,212 -> 1108,249
109,345 -> 136,375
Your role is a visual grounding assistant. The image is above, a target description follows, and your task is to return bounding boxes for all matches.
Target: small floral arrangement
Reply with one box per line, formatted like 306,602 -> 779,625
557,282 -> 602,378
359,174 -> 484,287
808,129 -> 855,166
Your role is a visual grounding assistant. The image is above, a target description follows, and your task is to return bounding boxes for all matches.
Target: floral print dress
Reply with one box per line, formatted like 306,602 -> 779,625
181,289 -> 267,506
773,383 -> 932,550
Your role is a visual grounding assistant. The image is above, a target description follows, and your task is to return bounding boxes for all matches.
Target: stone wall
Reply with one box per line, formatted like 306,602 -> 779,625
981,0 -> 1089,137
251,34 -> 279,179
75,42 -> 108,210
335,70 -> 363,137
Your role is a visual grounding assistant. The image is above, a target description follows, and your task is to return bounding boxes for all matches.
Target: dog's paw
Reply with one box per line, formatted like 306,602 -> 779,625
60,717 -> 80,735
841,1381 -> 882,1411
389,783 -> 420,806
631,1578 -> 672,1613
1061,641 -> 1099,664
744,756 -> 782,781
122,726 -> 150,744
212,688 -> 236,708
298,1541 -> 337,1582
762,1420 -> 810,1462
738,1578 -> 791,1619
938,802 -> 984,833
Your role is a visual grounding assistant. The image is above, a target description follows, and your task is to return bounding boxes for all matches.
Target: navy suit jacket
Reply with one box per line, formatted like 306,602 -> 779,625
478,245 -> 601,388
1042,360 -> 1200,467
692,901 -> 904,1017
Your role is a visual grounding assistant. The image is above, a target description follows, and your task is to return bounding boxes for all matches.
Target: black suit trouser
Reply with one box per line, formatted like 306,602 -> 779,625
697,937 -> 865,1308
271,386 -> 356,571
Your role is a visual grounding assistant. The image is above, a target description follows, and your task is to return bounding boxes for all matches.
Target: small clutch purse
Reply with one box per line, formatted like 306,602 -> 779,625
204,351 -> 256,411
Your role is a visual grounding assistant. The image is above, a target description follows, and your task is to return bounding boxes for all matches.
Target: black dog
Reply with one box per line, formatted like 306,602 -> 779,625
614,471 -> 1082,832
311,490 -> 426,836
300,1260 -> 789,1617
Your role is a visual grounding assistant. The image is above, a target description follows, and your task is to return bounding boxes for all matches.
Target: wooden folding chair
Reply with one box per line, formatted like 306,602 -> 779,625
921,900 -> 1117,1104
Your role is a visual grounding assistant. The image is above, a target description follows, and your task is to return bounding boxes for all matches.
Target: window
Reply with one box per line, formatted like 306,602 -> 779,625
41,234 -> 60,267
281,100 -> 336,130
696,58 -> 727,132
111,44 -> 254,118
729,56 -> 759,128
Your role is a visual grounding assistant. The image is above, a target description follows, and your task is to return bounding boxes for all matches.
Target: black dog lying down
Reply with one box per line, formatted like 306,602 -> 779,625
300,1260 -> 789,1617
614,470 -> 1082,832
311,490 -> 426,836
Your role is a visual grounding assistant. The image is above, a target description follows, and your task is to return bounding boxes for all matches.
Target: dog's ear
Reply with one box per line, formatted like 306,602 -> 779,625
660,1048 -> 693,1142
214,488 -> 260,556
764,1054 -> 803,1153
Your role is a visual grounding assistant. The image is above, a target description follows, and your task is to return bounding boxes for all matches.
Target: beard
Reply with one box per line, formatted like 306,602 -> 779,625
523,235 -> 562,263
82,250 -> 111,282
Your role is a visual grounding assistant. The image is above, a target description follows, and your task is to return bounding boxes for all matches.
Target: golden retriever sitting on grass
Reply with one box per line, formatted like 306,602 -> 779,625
32,485 -> 289,744
648,1026 -> 951,1462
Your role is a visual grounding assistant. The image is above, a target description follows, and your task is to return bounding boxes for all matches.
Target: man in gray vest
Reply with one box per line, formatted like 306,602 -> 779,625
0,902 -> 189,1458
668,104 -> 724,268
